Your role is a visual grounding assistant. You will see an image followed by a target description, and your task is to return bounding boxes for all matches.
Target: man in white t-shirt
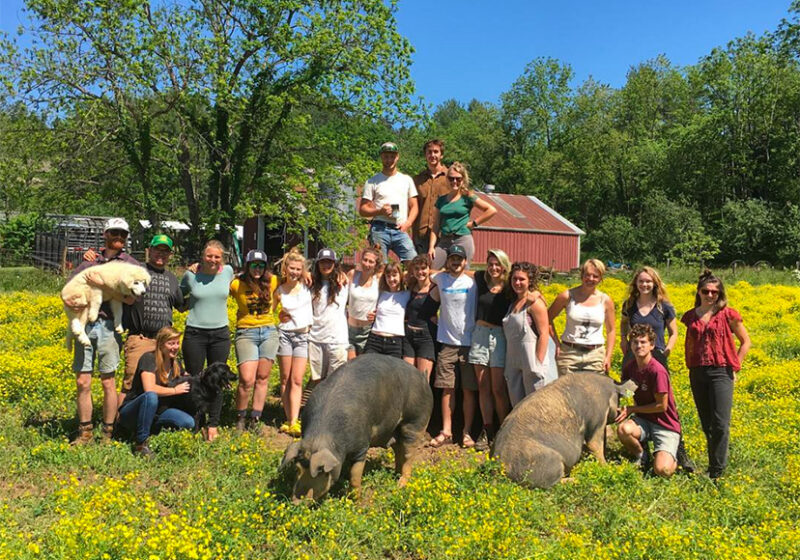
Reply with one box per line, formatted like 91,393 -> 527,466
426,244 -> 478,449
358,141 -> 419,261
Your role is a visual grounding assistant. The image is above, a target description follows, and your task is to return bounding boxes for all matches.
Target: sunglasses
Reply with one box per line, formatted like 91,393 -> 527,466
447,176 -> 463,183
700,288 -> 719,296
250,262 -> 267,269
107,229 -> 128,237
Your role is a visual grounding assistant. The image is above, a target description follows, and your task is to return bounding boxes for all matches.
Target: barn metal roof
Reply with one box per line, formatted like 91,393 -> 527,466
473,193 -> 584,236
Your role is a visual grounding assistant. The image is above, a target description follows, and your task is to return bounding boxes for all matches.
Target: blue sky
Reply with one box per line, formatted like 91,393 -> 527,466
394,0 -> 792,108
1,0 -> 793,109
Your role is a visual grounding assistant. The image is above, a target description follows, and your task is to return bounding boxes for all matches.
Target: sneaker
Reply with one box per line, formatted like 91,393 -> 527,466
134,440 -> 154,458
278,422 -> 291,434
287,420 -> 302,438
235,416 -> 247,433
474,428 -> 490,452
632,444 -> 651,473
676,438 -> 696,474
70,423 -> 94,446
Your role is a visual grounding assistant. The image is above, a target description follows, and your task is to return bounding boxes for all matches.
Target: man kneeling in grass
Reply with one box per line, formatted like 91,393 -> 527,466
615,323 -> 681,477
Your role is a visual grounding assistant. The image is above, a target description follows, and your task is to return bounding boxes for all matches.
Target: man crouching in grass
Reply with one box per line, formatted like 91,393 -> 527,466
615,323 -> 681,477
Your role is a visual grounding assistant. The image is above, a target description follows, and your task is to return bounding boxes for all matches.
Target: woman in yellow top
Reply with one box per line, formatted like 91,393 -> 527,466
230,249 -> 279,432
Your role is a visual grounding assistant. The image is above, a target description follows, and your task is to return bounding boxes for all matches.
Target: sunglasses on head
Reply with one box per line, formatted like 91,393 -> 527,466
701,288 -> 719,296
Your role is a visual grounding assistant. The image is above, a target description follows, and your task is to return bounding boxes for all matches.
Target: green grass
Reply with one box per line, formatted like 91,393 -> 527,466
0,267 -> 66,292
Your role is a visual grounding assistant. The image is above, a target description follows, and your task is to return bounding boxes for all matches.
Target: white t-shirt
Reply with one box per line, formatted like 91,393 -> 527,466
277,283 -> 313,332
436,273 -> 477,346
361,172 -> 418,225
372,290 -> 411,337
310,280 -> 349,344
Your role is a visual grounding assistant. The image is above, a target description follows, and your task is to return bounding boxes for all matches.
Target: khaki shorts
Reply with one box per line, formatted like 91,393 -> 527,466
309,342 -> 348,381
434,344 -> 477,390
122,334 -> 157,391
556,343 -> 605,376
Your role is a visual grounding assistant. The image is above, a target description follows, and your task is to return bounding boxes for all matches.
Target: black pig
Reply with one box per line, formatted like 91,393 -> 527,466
281,354 -> 433,502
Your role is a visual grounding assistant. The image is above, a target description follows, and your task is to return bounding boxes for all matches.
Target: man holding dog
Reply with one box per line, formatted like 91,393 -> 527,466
67,218 -> 140,444
358,141 -> 419,261
616,323 -> 682,477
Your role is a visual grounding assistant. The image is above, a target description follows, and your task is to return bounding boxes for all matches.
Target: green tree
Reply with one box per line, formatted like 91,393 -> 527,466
2,0 -> 419,251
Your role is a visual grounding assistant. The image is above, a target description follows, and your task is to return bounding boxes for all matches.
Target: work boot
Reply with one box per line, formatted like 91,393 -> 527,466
676,437 -> 696,474
247,416 -> 266,436
100,422 -> 115,444
235,416 -> 247,433
134,439 -> 154,458
70,422 -> 94,446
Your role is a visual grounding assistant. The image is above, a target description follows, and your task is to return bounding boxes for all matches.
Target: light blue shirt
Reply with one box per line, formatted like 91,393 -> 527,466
180,265 -> 234,329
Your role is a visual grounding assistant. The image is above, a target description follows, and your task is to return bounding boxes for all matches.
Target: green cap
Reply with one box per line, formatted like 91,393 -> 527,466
150,234 -> 173,249
379,141 -> 399,154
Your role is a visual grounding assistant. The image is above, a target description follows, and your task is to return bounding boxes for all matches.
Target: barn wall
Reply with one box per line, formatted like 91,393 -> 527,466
472,230 -> 580,271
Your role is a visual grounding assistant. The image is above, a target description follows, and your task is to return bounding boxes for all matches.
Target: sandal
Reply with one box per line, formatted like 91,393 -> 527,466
461,433 -> 475,449
428,432 -> 453,448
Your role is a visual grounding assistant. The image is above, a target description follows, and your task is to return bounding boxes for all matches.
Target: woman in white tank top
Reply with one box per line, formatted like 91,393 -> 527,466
346,247 -> 382,358
548,259 -> 616,376
273,248 -> 312,437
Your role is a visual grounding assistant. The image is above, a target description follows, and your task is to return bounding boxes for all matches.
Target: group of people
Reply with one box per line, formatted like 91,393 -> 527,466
64,138 -> 751,481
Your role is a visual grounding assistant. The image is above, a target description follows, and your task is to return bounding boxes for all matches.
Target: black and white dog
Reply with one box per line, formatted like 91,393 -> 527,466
167,362 -> 236,431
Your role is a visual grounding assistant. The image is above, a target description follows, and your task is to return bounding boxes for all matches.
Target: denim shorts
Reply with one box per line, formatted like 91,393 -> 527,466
277,329 -> 309,358
72,319 -> 122,374
235,325 -> 279,364
634,416 -> 680,460
402,325 -> 435,361
468,324 -> 507,368
348,324 -> 372,355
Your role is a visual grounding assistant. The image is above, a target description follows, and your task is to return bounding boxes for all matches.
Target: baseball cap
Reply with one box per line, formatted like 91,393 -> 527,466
316,248 -> 337,261
246,249 -> 268,263
379,142 -> 399,154
149,234 -> 174,249
447,245 -> 467,259
104,217 -> 130,233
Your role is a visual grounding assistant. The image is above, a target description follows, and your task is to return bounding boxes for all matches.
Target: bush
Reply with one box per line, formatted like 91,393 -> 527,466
0,213 -> 53,266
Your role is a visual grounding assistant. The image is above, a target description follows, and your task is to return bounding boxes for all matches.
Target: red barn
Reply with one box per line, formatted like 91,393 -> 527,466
470,192 -> 584,271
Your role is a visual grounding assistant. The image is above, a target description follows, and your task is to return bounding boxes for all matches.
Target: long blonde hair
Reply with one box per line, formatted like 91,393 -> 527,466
622,266 -> 670,329
279,246 -> 306,284
154,326 -> 182,385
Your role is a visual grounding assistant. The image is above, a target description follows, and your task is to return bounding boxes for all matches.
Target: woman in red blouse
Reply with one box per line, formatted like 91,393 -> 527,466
681,270 -> 750,479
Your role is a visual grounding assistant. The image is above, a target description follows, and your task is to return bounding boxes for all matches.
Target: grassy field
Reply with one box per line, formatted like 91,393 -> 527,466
1,276 -> 799,559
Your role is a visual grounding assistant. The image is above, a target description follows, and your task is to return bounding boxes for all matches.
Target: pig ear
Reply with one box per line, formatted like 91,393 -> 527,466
309,449 -> 339,477
281,441 -> 302,471
615,379 -> 638,397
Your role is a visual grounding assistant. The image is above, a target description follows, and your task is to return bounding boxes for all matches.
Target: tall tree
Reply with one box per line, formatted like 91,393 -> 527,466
1,0 -> 418,250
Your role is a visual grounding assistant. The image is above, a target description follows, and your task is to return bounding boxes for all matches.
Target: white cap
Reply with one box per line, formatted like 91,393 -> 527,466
104,217 -> 130,233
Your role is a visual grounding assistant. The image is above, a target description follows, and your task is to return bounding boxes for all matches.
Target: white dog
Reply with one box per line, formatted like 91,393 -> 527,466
61,261 -> 151,348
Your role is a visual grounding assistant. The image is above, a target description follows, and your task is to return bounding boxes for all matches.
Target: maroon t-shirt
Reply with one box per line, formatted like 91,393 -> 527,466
681,306 -> 743,371
622,357 -> 681,434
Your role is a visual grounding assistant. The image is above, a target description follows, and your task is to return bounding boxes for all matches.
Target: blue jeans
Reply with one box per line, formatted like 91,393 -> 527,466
369,222 -> 417,261
118,391 -> 195,443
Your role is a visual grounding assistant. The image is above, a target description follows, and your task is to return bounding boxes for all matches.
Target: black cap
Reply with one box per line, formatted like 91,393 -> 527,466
246,249 -> 268,263
446,245 -> 467,259
316,248 -> 337,261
